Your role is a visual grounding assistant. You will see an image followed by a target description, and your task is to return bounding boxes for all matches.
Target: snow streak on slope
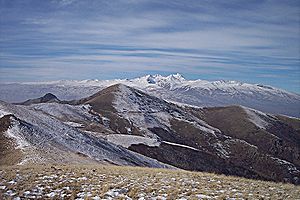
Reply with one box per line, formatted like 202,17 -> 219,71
162,141 -> 200,151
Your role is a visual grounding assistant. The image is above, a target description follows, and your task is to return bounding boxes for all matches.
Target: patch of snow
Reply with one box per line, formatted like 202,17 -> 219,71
125,127 -> 132,133
167,100 -> 203,109
78,177 -> 88,181
0,109 -> 11,118
104,188 -> 128,198
8,180 -> 17,185
106,134 -> 160,148
113,84 -> 140,113
5,121 -> 31,150
5,190 -> 16,196
151,112 -> 172,127
46,192 -> 56,198
243,106 -> 270,129
0,185 -> 6,189
212,143 -> 230,158
77,192 -> 86,197
174,117 -> 219,136
196,194 -> 212,199
64,121 -> 84,128
30,103 -> 96,123
101,116 -> 110,127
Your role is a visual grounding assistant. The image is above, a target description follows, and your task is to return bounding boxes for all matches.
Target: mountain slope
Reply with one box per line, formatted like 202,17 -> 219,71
1,74 -> 299,117
201,106 -> 300,167
0,100 -> 171,168
1,84 -> 299,184
53,83 -> 300,184
18,93 -> 60,105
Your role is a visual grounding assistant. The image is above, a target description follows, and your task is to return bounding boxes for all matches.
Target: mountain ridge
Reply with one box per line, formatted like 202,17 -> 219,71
1,74 -> 299,117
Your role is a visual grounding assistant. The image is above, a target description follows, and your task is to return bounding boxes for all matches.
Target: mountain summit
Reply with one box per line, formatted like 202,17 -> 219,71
18,93 -> 60,105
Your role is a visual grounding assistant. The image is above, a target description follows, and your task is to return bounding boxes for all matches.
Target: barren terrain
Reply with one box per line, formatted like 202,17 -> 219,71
0,165 -> 299,199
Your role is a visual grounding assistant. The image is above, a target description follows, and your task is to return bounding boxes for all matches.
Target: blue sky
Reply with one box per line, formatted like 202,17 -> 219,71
0,0 -> 299,93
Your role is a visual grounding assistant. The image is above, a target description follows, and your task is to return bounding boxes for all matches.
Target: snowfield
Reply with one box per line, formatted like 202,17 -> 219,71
106,134 -> 160,148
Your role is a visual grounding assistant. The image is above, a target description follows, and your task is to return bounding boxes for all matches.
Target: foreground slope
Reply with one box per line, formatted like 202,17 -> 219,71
0,164 -> 299,200
32,83 -> 298,184
0,100 -> 170,168
1,74 -> 299,117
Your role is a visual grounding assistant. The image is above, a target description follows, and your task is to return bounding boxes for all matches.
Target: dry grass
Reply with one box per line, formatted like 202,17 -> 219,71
0,164 -> 299,199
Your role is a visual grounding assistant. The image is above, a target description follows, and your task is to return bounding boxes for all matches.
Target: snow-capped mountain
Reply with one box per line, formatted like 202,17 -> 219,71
2,84 -> 299,184
1,73 -> 299,117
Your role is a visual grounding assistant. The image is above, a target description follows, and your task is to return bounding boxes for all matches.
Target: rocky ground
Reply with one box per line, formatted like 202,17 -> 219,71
0,165 -> 299,200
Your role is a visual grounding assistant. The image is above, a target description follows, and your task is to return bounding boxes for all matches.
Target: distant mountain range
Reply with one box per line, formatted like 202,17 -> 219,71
1,74 -> 299,117
1,83 -> 299,184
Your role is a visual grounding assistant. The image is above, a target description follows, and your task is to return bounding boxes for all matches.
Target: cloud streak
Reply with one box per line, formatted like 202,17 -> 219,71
0,0 -> 299,93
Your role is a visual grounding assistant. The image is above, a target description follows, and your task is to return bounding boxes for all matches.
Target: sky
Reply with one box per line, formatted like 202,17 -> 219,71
0,0 -> 299,93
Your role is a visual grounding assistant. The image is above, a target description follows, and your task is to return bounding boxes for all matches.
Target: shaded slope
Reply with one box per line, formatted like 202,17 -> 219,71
201,106 -> 300,167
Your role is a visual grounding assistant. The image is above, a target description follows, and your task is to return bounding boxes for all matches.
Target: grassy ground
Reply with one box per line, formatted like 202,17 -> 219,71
0,164 -> 299,200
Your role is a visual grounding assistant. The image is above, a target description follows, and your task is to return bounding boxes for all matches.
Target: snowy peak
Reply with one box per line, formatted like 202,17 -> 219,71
166,73 -> 185,82
133,74 -> 285,94
134,73 -> 185,87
